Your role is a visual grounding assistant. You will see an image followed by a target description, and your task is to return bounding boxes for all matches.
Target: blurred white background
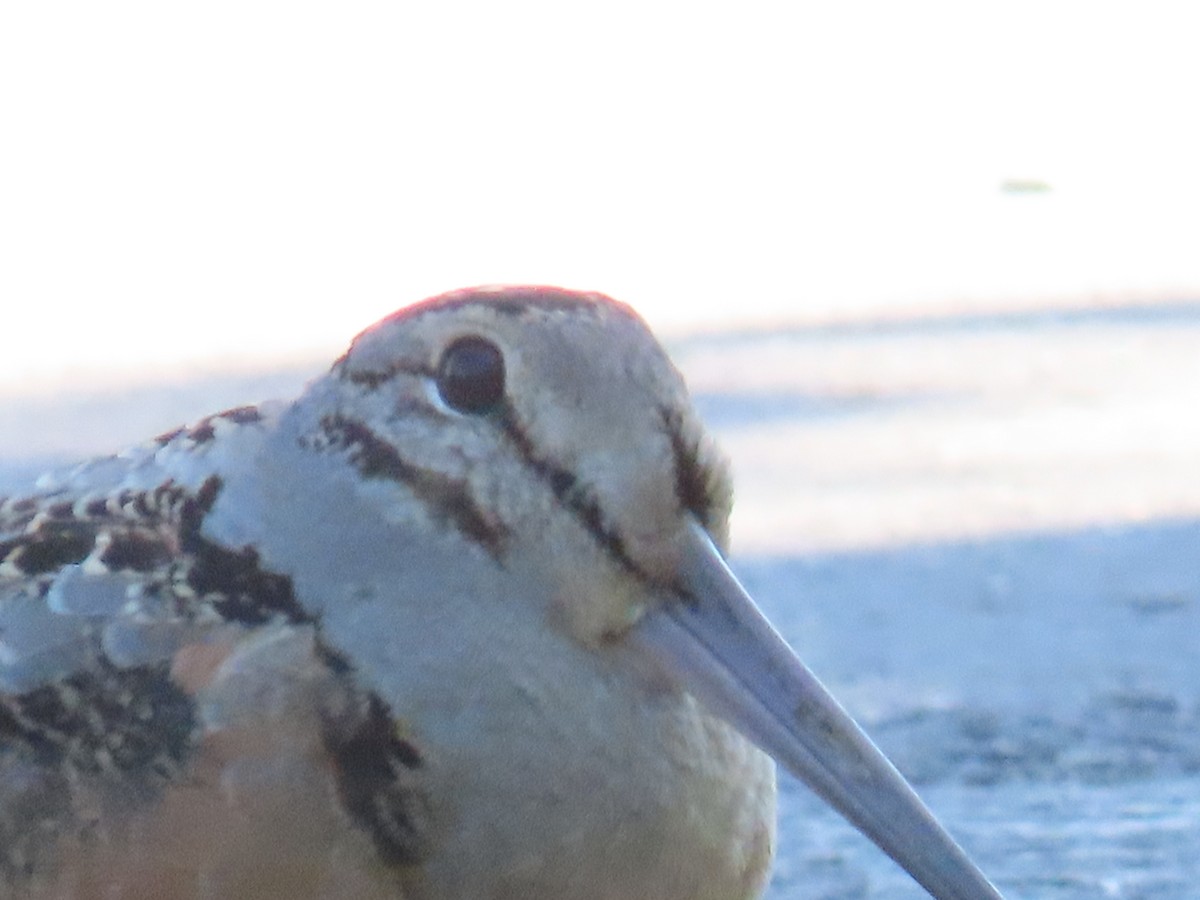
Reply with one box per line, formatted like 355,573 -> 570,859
3,1 -> 1199,393
4,2 -> 1200,553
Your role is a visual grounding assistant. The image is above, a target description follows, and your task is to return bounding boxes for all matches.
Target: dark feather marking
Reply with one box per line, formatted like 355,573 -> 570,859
309,637 -> 433,866
83,497 -> 108,518
314,636 -> 354,676
0,482 -> 205,580
219,406 -> 265,426
335,359 -> 435,392
341,361 -> 404,390
0,660 -> 196,778
318,415 -> 508,559
0,525 -> 94,576
0,496 -> 48,541
186,421 -> 217,444
497,403 -> 646,579
0,473 -> 344,883
174,477 -> 310,626
155,404 -> 265,447
99,530 -> 173,573
59,481 -> 204,528
182,540 -> 305,625
659,405 -> 715,529
2,475 -> 308,628
323,692 -> 431,866
178,475 -> 222,530
46,501 -> 74,520
0,661 -> 198,883
154,426 -> 187,446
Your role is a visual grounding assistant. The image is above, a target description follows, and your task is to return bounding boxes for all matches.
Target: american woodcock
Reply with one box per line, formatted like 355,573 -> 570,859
0,286 -> 1001,899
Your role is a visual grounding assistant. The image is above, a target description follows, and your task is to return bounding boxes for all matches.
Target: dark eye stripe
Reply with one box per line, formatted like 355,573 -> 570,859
315,415 -> 508,559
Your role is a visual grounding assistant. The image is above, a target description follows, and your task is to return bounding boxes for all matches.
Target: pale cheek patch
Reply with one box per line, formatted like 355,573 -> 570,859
547,560 -> 647,647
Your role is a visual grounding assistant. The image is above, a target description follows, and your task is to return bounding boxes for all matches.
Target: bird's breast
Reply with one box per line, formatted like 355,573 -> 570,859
354,599 -> 777,900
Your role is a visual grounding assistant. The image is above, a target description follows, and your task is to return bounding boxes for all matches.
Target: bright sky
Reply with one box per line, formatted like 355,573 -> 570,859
3,2 -> 1199,391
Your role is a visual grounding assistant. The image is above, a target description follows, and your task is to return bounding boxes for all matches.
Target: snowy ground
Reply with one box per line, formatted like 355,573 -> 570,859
3,297 -> 1199,898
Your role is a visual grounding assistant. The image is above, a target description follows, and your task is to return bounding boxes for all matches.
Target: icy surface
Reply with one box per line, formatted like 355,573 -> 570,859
742,534 -> 1200,898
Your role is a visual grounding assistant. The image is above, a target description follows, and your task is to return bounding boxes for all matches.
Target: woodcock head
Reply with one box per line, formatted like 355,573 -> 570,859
305,285 -> 1001,899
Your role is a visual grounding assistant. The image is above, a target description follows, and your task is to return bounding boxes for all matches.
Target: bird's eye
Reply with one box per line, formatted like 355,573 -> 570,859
436,336 -> 506,414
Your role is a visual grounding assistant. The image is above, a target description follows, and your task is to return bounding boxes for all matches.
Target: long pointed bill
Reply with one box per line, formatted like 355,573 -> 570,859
629,520 -> 1002,900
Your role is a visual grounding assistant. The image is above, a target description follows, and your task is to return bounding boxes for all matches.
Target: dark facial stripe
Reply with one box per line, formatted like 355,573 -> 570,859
316,415 -> 508,559
496,403 -> 650,581
332,352 -> 435,393
338,361 -> 410,390
659,406 -> 714,530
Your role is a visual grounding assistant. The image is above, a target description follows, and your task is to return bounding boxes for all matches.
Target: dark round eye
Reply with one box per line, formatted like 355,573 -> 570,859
436,336 -> 506,414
